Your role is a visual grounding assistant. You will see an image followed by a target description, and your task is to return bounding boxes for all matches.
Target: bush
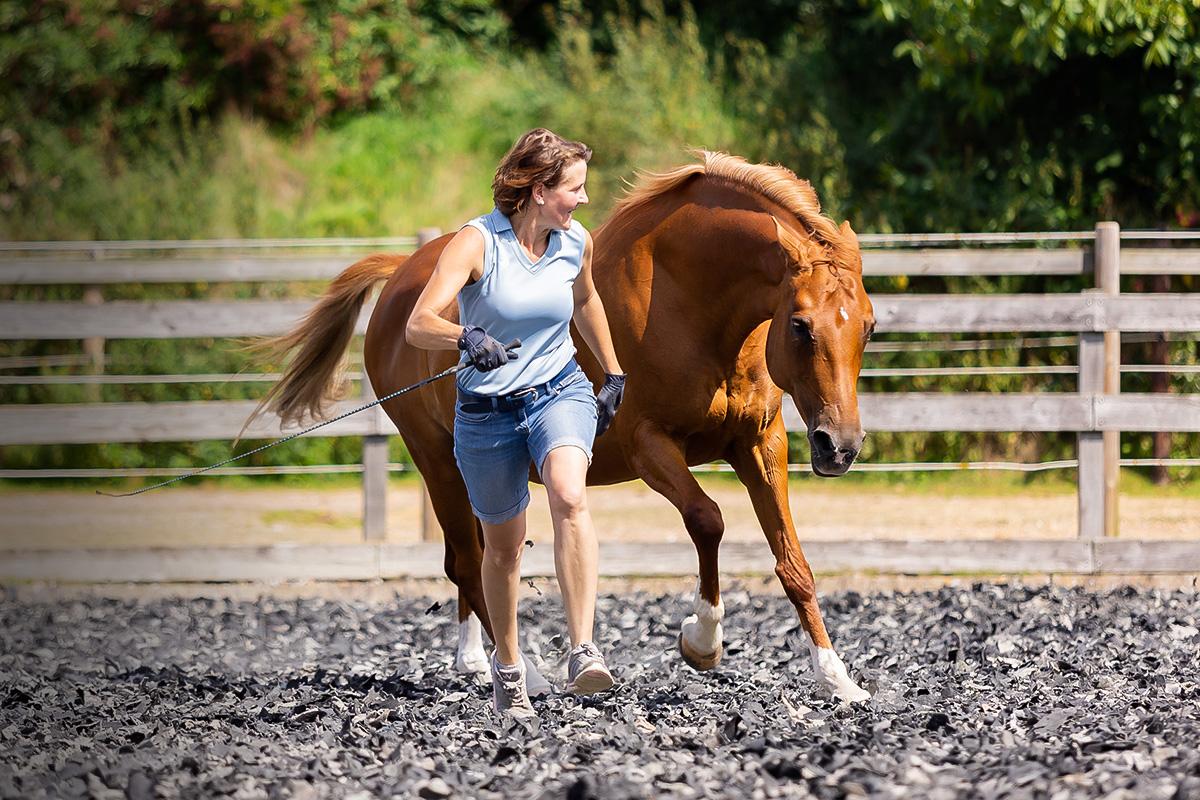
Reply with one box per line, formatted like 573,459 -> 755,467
0,0 -> 504,236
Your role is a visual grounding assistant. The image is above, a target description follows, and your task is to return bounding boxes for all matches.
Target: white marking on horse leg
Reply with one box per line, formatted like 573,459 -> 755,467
804,630 -> 870,702
681,583 -> 725,659
521,652 -> 553,697
455,613 -> 489,674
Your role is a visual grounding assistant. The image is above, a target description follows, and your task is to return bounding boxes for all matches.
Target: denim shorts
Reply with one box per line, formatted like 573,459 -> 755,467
453,362 -> 598,524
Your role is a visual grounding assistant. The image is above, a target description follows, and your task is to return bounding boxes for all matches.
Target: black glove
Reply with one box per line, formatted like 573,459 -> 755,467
457,325 -> 519,372
595,372 -> 626,436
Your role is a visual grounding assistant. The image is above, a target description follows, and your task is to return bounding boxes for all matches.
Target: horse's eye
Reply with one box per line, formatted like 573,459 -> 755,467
791,316 -> 814,344
865,320 -> 877,341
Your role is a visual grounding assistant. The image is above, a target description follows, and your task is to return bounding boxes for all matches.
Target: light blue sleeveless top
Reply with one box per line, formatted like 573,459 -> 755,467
456,207 -> 585,395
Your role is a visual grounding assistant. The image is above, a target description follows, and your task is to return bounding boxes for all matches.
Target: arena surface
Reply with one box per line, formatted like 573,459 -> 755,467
3,580 -> 1199,799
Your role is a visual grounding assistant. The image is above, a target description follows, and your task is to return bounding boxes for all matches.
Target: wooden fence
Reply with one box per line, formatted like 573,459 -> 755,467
3,223 -> 1200,579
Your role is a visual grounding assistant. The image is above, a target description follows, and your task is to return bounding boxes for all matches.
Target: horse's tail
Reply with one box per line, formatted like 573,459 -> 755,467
239,254 -> 405,441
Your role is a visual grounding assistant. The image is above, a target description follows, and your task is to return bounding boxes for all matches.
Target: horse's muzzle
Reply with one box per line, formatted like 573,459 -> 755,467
808,427 -> 863,477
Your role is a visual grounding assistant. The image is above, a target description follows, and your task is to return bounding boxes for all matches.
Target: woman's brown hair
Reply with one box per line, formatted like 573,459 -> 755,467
492,129 -> 592,216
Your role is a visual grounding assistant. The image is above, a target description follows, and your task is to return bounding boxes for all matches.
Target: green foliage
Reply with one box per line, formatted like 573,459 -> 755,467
1,0 -> 500,134
7,0 -> 1199,236
858,0 -> 1200,230
881,0 -> 1200,78
0,0 -> 504,236
533,2 -> 739,189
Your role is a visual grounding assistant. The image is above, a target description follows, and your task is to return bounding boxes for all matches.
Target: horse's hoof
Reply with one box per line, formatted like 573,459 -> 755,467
679,632 -> 722,671
807,639 -> 871,702
456,615 -> 489,675
836,681 -> 872,704
456,650 -> 489,675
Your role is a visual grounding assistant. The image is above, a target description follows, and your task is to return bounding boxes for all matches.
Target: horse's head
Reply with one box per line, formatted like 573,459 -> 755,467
766,218 -> 875,477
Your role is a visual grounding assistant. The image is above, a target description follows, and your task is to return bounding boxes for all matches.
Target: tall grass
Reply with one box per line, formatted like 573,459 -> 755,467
252,6 -> 744,236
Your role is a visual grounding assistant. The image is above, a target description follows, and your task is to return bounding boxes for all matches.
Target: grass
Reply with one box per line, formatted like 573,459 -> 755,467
1117,469 -> 1200,499
0,466 -> 1081,497
795,469 -> 1080,496
260,509 -> 359,530
6,458 -> 1192,499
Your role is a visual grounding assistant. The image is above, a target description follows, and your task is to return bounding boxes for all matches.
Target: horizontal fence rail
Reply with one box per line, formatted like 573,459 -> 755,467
6,294 -> 1199,340
3,223 -> 1200,578
5,391 -> 1200,447
0,299 -> 370,339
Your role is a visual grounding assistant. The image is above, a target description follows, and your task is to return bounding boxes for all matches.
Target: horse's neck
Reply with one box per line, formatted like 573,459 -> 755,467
600,200 -> 795,367
660,212 -> 787,350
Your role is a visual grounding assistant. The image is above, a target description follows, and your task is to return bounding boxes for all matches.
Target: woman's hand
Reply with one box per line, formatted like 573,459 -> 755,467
458,325 -> 520,372
595,372 -> 625,435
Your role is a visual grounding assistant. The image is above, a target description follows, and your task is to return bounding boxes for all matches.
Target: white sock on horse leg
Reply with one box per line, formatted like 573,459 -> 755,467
804,630 -> 870,702
456,613 -> 489,674
681,587 -> 725,657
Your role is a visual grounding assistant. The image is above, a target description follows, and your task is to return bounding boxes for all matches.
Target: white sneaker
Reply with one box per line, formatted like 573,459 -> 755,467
565,642 -> 614,695
491,652 -> 535,717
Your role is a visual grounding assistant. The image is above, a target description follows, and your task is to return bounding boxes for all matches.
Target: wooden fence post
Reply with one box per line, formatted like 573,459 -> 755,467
363,434 -> 389,541
361,369 -> 388,541
1077,324 -> 1105,540
1095,222 -> 1121,537
83,282 -> 104,402
415,227 -> 444,542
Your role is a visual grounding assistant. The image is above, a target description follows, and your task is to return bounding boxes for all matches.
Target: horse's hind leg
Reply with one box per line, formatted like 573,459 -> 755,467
437,520 -> 489,675
629,426 -> 726,670
728,421 -> 869,702
413,453 -> 491,673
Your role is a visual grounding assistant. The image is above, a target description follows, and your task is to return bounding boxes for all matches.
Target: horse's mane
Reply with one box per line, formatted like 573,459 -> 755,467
612,150 -> 855,271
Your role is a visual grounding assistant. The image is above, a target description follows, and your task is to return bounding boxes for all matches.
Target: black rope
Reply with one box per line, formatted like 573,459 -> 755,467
97,364 -> 461,498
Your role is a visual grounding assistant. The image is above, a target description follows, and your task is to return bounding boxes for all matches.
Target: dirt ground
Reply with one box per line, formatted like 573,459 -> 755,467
3,474 -> 1198,552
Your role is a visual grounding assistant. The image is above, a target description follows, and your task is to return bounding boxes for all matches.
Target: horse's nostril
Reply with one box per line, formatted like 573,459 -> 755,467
810,429 -> 835,456
811,429 -> 860,468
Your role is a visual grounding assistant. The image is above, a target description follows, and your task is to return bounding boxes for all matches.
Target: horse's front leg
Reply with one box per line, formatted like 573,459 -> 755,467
629,424 -> 726,670
728,420 -> 870,702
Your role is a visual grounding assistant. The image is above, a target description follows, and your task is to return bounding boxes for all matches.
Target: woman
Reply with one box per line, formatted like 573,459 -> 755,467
406,129 -> 626,716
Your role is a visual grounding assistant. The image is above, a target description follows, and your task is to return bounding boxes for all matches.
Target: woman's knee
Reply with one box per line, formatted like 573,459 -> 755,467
542,446 -> 590,514
482,541 -> 524,571
480,515 -> 526,571
545,467 -> 588,517
548,487 -> 588,522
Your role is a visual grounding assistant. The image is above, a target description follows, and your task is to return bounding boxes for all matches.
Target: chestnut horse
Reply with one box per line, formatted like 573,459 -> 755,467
254,151 -> 875,701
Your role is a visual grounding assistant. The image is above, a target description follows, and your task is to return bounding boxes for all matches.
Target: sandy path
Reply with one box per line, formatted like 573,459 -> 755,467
3,477 -> 1197,551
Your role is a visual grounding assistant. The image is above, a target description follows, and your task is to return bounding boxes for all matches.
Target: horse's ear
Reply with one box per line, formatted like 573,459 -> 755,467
839,219 -> 859,248
772,216 -> 812,273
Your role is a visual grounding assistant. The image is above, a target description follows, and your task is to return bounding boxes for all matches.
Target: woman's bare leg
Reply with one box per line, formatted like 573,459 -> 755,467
541,445 -> 597,647
479,510 -> 528,666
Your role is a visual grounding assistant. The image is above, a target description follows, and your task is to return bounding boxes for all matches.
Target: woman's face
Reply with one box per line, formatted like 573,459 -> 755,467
538,159 -> 589,230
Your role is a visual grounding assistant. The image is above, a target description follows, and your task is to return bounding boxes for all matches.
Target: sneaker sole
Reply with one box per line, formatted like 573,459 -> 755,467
566,666 -> 614,695
495,703 -> 537,718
